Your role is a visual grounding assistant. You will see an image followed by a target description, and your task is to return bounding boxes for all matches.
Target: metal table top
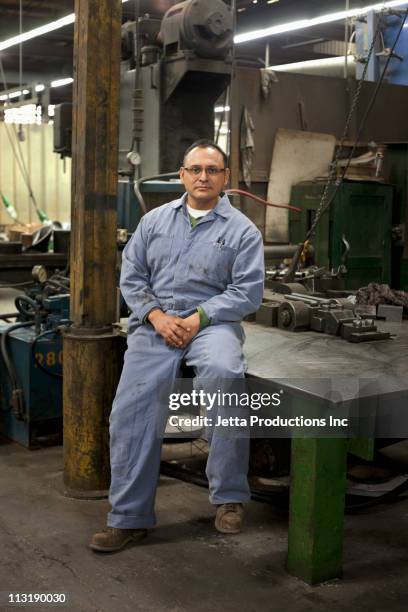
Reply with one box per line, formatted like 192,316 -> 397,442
243,320 -> 408,402
117,318 -> 408,403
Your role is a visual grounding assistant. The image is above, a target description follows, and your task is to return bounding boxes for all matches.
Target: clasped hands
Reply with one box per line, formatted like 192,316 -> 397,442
147,309 -> 200,348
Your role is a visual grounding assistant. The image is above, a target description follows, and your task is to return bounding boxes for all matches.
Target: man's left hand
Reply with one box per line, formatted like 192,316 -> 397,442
179,312 -> 200,347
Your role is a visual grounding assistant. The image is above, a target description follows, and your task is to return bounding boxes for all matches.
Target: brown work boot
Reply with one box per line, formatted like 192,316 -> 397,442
215,503 -> 244,534
89,527 -> 147,552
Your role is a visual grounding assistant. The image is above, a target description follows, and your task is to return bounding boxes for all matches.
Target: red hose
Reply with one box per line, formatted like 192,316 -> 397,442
225,188 -> 301,212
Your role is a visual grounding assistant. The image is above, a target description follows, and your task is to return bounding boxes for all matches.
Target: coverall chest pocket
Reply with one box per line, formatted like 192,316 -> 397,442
190,240 -> 236,283
147,232 -> 173,268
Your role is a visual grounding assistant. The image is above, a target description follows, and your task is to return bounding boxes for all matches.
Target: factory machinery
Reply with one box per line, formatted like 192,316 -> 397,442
0,267 -> 69,447
51,0 -> 408,282
255,283 -> 392,343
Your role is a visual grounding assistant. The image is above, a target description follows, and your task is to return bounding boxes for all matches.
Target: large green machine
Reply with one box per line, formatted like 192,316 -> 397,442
386,144 -> 408,291
289,181 -> 393,290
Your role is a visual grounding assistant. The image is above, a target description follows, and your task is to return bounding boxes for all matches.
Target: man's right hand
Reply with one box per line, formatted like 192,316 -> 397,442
147,309 -> 191,348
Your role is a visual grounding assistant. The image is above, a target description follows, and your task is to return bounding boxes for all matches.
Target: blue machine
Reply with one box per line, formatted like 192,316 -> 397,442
382,12 -> 408,85
0,294 -> 69,448
355,8 -> 408,84
117,179 -> 142,233
117,179 -> 185,232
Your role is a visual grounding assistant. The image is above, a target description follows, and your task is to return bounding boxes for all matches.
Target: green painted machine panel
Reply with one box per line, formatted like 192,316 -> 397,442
401,259 -> 408,290
331,183 -> 392,289
290,181 -> 393,290
290,183 -> 334,270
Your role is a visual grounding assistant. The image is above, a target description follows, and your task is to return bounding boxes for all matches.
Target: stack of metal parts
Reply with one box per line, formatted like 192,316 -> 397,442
255,285 -> 391,343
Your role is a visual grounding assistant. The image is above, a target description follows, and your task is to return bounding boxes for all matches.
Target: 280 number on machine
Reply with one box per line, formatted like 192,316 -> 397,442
34,351 -> 63,368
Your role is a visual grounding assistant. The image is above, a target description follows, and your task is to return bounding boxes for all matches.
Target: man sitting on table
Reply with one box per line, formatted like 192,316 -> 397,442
90,139 -> 264,552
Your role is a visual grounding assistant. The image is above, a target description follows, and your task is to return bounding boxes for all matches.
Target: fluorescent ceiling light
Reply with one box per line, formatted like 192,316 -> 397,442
1,0 -> 404,56
270,55 -> 356,71
51,77 -> 74,88
5,103 -> 42,125
235,1 -> 408,44
0,0 -> 129,52
0,14 -> 75,51
35,84 -> 45,92
8,89 -> 29,98
0,88 -> 29,100
215,105 -> 231,112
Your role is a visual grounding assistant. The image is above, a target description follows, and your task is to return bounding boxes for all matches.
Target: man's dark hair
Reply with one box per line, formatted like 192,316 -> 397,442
182,139 -> 228,168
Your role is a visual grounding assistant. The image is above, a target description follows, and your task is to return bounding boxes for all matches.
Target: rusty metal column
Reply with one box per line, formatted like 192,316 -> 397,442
63,0 -> 123,497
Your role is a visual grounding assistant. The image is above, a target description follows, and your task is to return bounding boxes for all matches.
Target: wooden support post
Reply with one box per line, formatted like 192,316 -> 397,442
287,436 -> 348,584
63,0 -> 123,497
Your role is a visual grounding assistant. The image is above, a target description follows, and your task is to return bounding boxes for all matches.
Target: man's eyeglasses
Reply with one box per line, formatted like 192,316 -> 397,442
182,166 -> 226,177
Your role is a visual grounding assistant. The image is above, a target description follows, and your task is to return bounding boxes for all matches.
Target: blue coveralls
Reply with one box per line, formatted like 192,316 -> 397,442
108,193 -> 264,529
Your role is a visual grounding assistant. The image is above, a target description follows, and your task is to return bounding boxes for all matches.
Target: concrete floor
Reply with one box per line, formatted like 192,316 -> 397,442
1,438 -> 408,612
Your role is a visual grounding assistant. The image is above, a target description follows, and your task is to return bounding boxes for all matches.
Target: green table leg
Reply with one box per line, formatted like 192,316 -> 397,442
287,437 -> 348,584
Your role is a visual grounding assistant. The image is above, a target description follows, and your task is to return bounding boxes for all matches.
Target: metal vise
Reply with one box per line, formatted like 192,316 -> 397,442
256,293 -> 391,342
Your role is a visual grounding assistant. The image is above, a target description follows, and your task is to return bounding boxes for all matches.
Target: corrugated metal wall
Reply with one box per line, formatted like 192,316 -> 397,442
0,122 -> 71,226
